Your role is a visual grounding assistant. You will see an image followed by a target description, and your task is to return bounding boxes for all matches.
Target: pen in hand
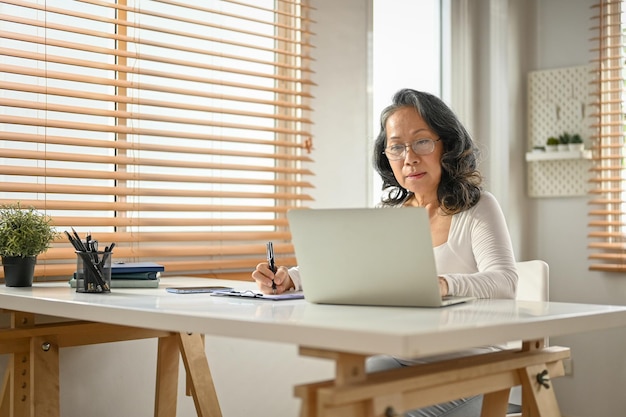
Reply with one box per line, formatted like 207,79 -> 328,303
266,241 -> 277,293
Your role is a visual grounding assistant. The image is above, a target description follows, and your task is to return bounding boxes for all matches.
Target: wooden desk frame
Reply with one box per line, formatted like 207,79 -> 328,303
0,309 -> 568,417
0,310 -> 222,417
295,341 -> 568,417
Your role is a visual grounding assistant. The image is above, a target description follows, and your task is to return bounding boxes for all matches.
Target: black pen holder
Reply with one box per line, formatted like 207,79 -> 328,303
75,251 -> 112,293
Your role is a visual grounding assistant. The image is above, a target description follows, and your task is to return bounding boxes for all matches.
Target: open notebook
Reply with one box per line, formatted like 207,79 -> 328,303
287,207 -> 474,308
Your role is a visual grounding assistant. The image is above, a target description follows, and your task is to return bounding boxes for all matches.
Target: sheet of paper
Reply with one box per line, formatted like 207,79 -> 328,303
211,290 -> 304,301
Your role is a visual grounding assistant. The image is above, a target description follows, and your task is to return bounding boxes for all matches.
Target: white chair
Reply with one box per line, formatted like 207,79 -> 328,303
515,260 -> 549,302
507,260 -> 550,416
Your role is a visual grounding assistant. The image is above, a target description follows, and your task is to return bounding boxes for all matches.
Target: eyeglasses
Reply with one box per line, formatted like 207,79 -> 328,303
383,138 -> 441,160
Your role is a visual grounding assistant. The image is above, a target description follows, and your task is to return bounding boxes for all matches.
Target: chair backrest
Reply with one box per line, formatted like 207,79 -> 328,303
515,260 -> 549,302
508,260 -> 550,412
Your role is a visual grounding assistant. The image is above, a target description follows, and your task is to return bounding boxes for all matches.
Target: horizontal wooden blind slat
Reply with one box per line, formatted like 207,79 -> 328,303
0,183 -> 314,201
588,133 -> 626,140
0,199 -> 307,213
588,232 -> 626,238
589,210 -> 625,217
589,220 -> 626,226
0,210 -> 312,229
47,231 -> 293,245
588,199 -> 626,205
0,127 -> 312,154
588,155 -> 626,162
1,116 -> 313,149
588,242 -> 626,250
588,253 -> 626,260
0,165 -> 314,188
589,264 -> 626,272
588,88 -> 626,96
0,149 -> 314,176
43,243 -> 297,260
591,127 -> 626,134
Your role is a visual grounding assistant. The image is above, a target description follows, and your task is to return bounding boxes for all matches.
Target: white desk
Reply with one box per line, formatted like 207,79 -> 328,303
0,277 -> 625,417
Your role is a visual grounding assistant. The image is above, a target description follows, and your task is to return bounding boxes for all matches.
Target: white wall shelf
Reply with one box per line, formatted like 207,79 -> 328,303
525,150 -> 591,162
527,65 -> 593,197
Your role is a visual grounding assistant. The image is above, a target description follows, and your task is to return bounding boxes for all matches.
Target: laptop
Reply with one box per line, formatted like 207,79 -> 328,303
286,207 -> 475,308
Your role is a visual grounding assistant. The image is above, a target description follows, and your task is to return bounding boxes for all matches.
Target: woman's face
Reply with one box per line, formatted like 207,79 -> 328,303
384,107 -> 442,198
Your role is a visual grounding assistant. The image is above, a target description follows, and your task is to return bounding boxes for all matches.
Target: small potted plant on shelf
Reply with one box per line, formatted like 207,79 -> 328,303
569,133 -> 584,152
558,132 -> 571,151
545,137 -> 559,152
0,203 -> 59,287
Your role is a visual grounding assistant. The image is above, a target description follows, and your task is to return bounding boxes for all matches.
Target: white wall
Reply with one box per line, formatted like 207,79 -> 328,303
305,0 -> 371,209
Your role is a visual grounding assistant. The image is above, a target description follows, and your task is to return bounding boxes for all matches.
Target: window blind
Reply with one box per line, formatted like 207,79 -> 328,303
588,0 -> 626,272
0,0 -> 315,281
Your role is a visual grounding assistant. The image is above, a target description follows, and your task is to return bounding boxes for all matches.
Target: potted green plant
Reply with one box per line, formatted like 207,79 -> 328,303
569,133 -> 584,152
558,132 -> 571,151
546,137 -> 559,152
0,203 -> 59,287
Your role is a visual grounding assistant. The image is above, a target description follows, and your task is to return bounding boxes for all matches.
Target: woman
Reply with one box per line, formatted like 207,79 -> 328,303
252,88 -> 519,416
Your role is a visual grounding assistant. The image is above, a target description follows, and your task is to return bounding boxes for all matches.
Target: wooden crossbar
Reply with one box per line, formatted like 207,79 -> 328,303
296,346 -> 570,417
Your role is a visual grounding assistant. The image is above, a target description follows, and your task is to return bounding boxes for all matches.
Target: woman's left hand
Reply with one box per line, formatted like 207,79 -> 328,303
438,277 -> 449,297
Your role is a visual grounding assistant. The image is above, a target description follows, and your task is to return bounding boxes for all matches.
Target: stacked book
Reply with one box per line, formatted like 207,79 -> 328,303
110,262 -> 164,288
70,262 -> 164,289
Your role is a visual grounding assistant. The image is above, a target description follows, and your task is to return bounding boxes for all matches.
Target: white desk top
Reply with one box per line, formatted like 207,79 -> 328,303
2,277 -> 626,358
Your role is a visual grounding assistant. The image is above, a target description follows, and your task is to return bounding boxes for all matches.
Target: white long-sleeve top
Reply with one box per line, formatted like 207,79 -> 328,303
287,191 -> 517,299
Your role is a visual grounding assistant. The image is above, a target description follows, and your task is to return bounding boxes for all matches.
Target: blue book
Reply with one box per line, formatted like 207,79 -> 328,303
73,271 -> 159,280
111,262 -> 165,274
111,271 -> 159,280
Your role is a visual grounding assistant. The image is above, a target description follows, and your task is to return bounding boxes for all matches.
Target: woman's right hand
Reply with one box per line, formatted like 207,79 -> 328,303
252,263 -> 294,294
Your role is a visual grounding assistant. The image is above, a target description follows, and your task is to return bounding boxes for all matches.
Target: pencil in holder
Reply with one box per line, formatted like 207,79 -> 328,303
75,250 -> 112,293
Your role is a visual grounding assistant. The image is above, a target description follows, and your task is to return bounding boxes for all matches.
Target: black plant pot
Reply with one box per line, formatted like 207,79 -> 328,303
2,256 -> 37,287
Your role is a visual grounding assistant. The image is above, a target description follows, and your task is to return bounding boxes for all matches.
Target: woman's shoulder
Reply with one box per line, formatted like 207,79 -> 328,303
459,191 -> 502,217
476,191 -> 498,206
466,191 -> 505,219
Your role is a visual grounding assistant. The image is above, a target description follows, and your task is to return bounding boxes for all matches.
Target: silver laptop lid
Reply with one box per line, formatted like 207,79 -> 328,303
287,207 -> 467,307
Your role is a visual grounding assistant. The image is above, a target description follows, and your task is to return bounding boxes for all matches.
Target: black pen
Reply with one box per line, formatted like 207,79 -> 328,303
266,241 -> 277,292
98,242 -> 115,269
